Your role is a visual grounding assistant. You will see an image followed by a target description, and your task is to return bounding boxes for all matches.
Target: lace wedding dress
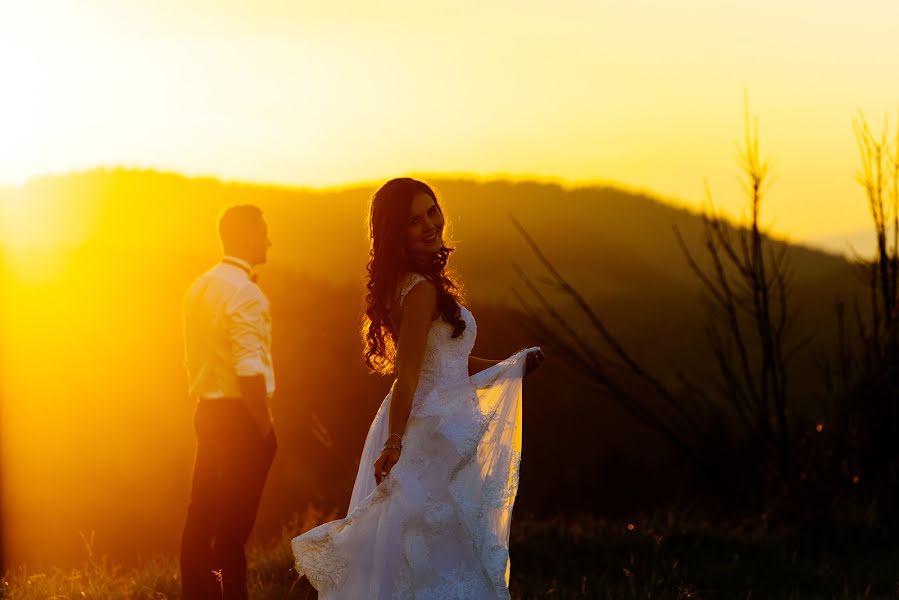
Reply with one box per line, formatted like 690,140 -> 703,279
292,273 -> 537,599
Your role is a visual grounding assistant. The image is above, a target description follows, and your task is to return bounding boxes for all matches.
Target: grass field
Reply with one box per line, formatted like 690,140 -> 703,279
4,513 -> 897,599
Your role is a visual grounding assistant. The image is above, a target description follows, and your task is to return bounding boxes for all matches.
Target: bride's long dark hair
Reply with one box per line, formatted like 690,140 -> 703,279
363,178 -> 466,374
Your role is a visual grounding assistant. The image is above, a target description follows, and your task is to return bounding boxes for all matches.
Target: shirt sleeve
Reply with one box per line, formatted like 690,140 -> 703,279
226,284 -> 270,377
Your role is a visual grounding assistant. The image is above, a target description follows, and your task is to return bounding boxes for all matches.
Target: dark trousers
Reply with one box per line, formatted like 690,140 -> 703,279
180,398 -> 277,600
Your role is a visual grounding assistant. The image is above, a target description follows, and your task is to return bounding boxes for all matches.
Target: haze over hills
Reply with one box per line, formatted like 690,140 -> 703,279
810,227 -> 879,258
0,169 -> 868,565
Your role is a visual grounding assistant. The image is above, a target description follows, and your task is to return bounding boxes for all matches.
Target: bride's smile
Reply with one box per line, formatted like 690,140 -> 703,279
406,192 -> 445,255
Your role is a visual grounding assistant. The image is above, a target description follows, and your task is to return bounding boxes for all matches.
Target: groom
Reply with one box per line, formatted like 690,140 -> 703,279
180,205 -> 277,600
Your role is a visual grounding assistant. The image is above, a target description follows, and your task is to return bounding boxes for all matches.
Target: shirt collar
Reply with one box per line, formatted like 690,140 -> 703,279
221,256 -> 254,279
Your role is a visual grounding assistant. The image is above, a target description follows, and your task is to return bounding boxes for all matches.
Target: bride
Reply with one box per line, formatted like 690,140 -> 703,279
292,178 -> 544,599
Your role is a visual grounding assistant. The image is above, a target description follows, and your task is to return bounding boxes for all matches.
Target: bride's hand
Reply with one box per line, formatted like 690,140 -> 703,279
374,447 -> 401,485
524,348 -> 545,376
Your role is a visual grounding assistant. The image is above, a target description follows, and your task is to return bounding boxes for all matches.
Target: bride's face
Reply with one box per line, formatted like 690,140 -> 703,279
405,192 -> 445,255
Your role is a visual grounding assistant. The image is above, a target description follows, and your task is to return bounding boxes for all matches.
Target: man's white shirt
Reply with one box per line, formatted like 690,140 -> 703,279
183,256 -> 275,399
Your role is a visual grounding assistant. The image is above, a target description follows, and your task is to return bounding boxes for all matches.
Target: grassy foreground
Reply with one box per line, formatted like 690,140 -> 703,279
3,514 -> 898,599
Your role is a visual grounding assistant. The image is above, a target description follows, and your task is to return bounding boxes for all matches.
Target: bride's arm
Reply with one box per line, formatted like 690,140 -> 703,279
374,281 -> 436,484
390,282 -> 436,437
470,349 -> 547,377
468,356 -> 500,375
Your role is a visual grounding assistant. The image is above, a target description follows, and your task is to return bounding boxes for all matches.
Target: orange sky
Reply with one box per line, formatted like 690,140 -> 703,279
1,0 -> 898,242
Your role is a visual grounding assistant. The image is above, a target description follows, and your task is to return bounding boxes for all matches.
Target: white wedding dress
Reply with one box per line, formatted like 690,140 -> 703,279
292,273 -> 537,599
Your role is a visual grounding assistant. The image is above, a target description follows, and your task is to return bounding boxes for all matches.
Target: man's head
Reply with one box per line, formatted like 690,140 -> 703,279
218,205 -> 271,266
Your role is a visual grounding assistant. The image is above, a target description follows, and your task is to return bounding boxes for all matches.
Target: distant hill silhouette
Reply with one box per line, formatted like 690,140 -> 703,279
0,169 -> 865,565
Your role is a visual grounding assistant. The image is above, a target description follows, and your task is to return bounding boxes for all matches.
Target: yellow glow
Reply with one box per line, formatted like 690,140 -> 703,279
0,185 -> 100,282
0,192 -> 65,282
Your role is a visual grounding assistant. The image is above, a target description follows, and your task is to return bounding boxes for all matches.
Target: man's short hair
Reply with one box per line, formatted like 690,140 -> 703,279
218,205 -> 264,249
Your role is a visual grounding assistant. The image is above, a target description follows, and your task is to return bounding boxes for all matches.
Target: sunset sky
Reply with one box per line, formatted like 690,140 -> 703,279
1,0 -> 898,242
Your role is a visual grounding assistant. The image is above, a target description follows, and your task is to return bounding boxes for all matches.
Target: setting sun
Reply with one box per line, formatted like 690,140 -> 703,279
0,9 -> 56,186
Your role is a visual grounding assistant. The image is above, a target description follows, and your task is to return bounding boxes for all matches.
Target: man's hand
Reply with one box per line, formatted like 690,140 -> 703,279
374,447 -> 400,485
